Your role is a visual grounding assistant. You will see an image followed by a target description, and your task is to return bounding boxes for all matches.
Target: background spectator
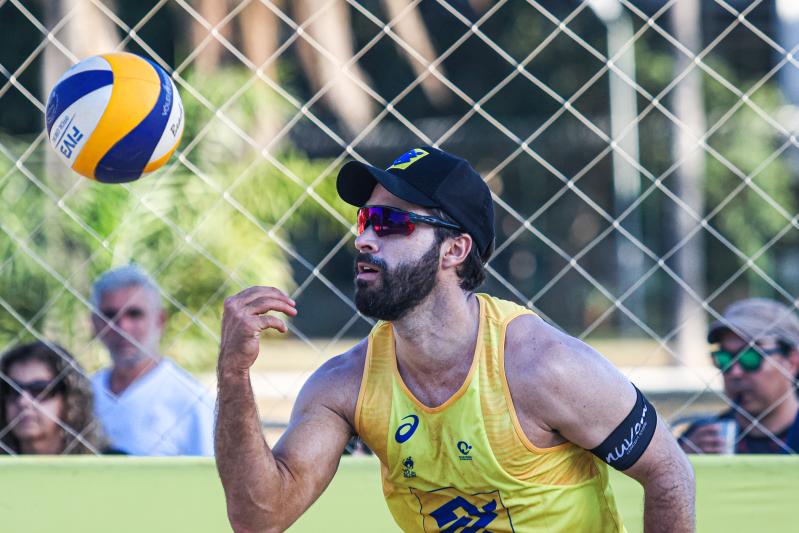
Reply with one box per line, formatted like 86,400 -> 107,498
680,298 -> 799,454
90,265 -> 215,456
1,341 -> 106,455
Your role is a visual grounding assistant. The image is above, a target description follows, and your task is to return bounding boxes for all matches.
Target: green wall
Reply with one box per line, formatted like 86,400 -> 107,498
0,456 -> 796,532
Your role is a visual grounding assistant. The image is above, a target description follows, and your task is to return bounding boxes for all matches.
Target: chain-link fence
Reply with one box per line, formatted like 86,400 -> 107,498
1,0 -> 798,455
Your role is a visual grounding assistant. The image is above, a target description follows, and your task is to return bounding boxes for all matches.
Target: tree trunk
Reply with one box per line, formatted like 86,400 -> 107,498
240,0 -> 279,77
605,12 -> 646,336
239,0 -> 283,149
189,0 -> 231,73
382,0 -> 450,108
41,0 -> 120,337
669,0 -> 707,368
293,0 -> 374,136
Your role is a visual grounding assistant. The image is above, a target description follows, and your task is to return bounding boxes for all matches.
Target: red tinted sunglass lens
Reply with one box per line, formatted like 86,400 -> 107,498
357,207 -> 380,235
358,207 -> 413,236
357,208 -> 368,234
378,207 -> 413,236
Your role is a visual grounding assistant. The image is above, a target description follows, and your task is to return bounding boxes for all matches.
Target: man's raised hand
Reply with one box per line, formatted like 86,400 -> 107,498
218,286 -> 297,374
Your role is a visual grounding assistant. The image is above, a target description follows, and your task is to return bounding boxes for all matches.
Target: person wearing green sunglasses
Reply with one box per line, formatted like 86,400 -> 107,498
679,298 -> 799,455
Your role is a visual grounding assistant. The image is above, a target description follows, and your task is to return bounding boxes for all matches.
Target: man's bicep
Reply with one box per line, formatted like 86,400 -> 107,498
272,401 -> 352,492
508,315 -> 640,453
541,342 -> 640,452
268,362 -> 358,523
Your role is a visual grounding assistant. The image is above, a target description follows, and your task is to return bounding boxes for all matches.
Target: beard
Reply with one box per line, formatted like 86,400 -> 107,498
354,241 -> 440,321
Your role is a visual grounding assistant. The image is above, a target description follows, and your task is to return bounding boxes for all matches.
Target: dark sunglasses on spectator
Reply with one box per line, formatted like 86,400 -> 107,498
357,205 -> 462,237
711,346 -> 785,373
98,307 -> 146,321
3,379 -> 66,401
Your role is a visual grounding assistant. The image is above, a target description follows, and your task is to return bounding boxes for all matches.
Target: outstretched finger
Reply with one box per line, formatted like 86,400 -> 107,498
257,314 -> 289,334
231,286 -> 295,308
244,296 -> 298,317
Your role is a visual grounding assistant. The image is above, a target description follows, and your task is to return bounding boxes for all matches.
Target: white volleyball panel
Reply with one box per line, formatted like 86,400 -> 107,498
48,85 -> 113,169
147,77 -> 184,165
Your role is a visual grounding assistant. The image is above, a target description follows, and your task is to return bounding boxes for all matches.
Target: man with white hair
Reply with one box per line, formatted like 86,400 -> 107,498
90,265 -> 214,455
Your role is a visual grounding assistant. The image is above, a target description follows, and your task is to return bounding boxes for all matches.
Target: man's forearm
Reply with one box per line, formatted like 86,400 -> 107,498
642,458 -> 696,533
215,369 -> 283,532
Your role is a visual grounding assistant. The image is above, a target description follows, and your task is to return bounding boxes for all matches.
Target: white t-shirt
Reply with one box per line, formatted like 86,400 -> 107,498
92,359 -> 215,456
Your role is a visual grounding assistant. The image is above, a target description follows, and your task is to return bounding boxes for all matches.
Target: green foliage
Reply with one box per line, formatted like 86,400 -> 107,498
703,59 -> 796,291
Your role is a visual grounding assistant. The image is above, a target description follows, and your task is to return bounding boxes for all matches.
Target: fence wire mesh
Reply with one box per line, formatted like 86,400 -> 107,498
1,0 -> 798,455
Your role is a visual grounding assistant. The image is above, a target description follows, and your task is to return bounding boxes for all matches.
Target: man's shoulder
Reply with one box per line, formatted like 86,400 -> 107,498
146,359 -> 214,408
159,358 -> 204,384
504,312 -> 585,372
89,367 -> 110,392
90,367 -> 110,382
294,338 -> 368,423
307,339 -> 368,391
503,311 -> 627,407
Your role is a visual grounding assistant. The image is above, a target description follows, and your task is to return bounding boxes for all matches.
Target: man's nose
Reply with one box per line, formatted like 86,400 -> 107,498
726,361 -> 746,378
355,226 -> 379,254
113,311 -> 141,333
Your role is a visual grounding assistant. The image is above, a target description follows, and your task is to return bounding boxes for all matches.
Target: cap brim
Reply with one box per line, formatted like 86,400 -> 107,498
707,317 -> 773,344
707,321 -> 730,344
336,161 -> 437,208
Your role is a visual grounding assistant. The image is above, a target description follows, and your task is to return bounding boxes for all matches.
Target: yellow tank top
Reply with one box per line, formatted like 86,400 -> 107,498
354,294 -> 626,532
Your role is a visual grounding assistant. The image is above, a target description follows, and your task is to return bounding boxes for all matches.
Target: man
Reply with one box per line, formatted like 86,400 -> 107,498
215,148 -> 695,532
91,265 -> 215,455
680,298 -> 799,454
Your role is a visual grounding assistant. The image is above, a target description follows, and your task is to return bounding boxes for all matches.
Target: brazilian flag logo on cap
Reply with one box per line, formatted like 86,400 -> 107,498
387,148 -> 429,171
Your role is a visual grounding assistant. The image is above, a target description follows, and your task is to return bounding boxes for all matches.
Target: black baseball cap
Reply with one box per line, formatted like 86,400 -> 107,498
336,147 -> 495,260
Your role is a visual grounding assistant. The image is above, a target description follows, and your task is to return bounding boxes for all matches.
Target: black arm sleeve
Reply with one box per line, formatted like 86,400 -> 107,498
590,385 -> 657,470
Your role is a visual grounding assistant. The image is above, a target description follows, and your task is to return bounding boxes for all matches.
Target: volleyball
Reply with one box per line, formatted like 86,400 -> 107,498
45,52 -> 184,183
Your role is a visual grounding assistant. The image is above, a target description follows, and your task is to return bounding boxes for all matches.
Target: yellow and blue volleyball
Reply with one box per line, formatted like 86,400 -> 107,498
45,52 -> 184,183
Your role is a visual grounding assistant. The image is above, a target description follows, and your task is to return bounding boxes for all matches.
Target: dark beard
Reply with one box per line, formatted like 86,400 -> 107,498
354,241 -> 440,321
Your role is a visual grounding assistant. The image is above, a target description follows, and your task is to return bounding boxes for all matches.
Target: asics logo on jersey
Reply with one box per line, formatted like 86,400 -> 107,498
395,414 -> 419,443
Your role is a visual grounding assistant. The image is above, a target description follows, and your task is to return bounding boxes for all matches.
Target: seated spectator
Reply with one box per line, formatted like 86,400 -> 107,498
90,265 -> 214,456
680,298 -> 799,454
1,341 -> 107,455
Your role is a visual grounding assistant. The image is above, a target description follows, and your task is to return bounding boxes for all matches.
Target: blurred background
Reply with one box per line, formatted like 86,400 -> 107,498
3,0 -> 799,434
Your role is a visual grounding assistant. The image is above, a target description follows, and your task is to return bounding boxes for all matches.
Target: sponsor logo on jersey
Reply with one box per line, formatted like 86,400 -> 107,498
411,488 -> 514,532
402,456 -> 417,479
457,440 -> 473,461
395,414 -> 419,443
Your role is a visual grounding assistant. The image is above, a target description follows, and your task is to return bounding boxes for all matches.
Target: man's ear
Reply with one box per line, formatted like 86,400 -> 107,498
90,312 -> 104,336
440,233 -> 473,271
787,348 -> 799,376
157,308 -> 167,331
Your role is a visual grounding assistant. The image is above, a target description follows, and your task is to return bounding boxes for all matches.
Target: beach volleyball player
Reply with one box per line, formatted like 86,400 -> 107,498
215,148 -> 695,532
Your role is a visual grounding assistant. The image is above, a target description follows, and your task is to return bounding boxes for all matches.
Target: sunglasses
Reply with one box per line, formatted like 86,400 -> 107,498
357,205 -> 462,237
711,346 -> 784,373
98,307 -> 146,322
3,379 -> 66,401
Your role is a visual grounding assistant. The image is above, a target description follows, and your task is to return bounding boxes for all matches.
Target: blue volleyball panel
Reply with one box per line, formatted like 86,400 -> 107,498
45,70 -> 114,135
94,63 -> 173,184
